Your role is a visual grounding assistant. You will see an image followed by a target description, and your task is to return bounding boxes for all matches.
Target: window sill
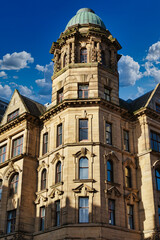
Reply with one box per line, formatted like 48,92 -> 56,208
73,179 -> 95,183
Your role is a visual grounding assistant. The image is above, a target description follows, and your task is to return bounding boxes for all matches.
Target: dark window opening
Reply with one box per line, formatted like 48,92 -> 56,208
80,48 -> 87,63
79,119 -> 88,141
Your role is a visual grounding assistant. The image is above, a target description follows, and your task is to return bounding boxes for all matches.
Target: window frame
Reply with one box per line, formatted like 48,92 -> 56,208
43,133 -> 48,155
7,109 -> 19,122
155,169 -> 160,191
125,167 -> 132,188
9,173 -> 19,196
79,157 -> 88,180
12,135 -> 23,157
104,87 -> 111,101
57,88 -> 64,104
107,160 -> 113,182
127,204 -> 134,229
56,161 -> 61,183
79,119 -> 88,141
80,48 -> 87,63
108,199 -> 115,225
0,144 -> 7,163
78,84 -> 89,99
106,122 -> 112,145
79,197 -> 89,223
41,169 -> 47,190
150,131 -> 160,152
57,124 -> 62,147
7,209 -> 16,234
40,206 -> 45,231
55,200 -> 60,226
158,206 -> 160,225
124,130 -> 129,152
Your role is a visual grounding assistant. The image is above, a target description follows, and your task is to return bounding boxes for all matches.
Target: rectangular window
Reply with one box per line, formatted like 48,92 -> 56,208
7,109 -> 19,122
79,197 -> 89,223
55,200 -> 60,226
57,124 -> 62,147
79,119 -> 88,141
7,209 -> 16,234
156,104 -> 160,113
0,144 -> 7,163
124,130 -> 129,151
40,206 -> 45,231
43,133 -> 48,155
12,136 -> 23,157
127,205 -> 134,229
106,122 -> 112,145
78,84 -> 88,99
158,206 -> 160,225
150,131 -> 160,152
104,87 -> 111,101
57,88 -> 64,104
108,199 -> 115,225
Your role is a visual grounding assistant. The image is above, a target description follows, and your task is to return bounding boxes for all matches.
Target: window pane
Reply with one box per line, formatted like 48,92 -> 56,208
79,120 -> 88,141
12,136 -> 23,157
7,210 -> 16,233
79,197 -> 89,223
79,158 -> 88,179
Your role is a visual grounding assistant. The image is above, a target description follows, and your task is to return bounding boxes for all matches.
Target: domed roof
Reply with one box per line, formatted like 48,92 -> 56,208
65,8 -> 106,30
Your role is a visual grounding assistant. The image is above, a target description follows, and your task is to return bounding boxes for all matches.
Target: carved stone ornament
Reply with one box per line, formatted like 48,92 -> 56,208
49,187 -> 64,199
104,151 -> 119,162
125,192 -> 139,203
37,161 -> 49,172
73,148 -> 89,158
4,162 -> 22,180
72,183 -> 95,194
123,158 -> 136,169
106,186 -> 121,197
51,152 -> 65,164
34,194 -> 48,205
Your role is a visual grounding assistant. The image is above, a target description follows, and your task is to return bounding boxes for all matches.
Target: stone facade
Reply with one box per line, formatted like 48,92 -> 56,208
0,7 -> 160,240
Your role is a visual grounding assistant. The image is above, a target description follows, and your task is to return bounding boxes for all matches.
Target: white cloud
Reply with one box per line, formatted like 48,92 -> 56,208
0,51 -> 34,70
35,62 -> 53,95
13,76 -> 18,79
118,55 -> 142,87
144,61 -> 160,82
146,41 -> 160,62
0,84 -> 12,98
35,64 -> 45,72
18,85 -> 34,97
136,86 -> 145,98
0,71 -> 7,78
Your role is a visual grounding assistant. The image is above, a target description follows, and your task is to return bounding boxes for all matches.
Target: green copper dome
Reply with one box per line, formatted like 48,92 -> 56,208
65,8 -> 106,30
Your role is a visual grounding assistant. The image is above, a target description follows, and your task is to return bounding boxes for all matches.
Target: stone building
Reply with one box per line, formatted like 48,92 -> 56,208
0,99 -> 8,122
0,7 -> 160,240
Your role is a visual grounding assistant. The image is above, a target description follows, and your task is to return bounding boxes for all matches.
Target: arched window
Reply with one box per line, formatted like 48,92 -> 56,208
155,169 -> 160,190
9,173 -> 19,196
107,160 -> 113,182
79,157 -> 88,179
41,169 -> 47,190
56,161 -> 61,183
0,179 -> 2,200
125,167 -> 132,188
63,53 -> 67,67
80,48 -> 87,63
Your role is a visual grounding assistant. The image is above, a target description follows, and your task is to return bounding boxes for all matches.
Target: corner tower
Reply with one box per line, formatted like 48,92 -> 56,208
50,8 -> 121,107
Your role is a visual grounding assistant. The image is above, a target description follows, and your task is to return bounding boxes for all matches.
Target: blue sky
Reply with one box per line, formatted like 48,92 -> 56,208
0,0 -> 160,104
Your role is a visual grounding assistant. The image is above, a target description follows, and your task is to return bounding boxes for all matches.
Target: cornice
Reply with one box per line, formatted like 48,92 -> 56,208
0,113 -> 40,134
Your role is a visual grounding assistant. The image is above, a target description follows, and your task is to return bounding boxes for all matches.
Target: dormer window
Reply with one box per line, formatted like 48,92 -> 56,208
80,48 -> 87,63
7,109 -> 19,122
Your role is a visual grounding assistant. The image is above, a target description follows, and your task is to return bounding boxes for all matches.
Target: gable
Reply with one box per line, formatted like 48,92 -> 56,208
0,90 -> 29,126
146,83 -> 160,112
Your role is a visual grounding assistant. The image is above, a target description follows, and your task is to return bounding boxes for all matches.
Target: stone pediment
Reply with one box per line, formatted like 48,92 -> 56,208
34,194 -> 48,205
123,157 -> 136,169
72,183 -> 95,193
106,186 -> 121,197
104,151 -> 119,162
73,148 -> 89,158
4,161 -> 22,180
125,192 -> 139,203
51,152 -> 65,164
37,161 -> 49,172
49,187 -> 64,198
